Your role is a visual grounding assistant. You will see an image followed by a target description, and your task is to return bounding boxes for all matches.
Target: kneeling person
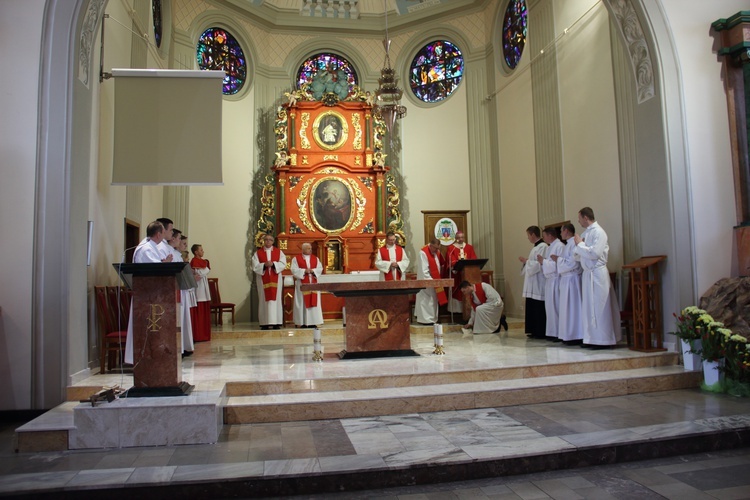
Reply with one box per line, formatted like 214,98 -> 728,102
460,281 -> 504,334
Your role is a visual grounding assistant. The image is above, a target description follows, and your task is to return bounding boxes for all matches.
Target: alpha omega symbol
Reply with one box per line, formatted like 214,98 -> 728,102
367,309 -> 389,329
147,304 -> 165,332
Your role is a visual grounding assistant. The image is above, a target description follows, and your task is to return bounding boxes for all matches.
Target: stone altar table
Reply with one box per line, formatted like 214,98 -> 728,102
301,279 -> 454,358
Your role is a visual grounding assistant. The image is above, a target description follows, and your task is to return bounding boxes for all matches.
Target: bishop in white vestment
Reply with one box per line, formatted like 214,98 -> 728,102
375,232 -> 410,281
415,239 -> 447,324
252,234 -> 286,329
290,243 -> 324,327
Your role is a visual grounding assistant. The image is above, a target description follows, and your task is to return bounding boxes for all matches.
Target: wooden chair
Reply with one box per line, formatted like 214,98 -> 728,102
94,286 -> 127,373
208,277 -> 235,325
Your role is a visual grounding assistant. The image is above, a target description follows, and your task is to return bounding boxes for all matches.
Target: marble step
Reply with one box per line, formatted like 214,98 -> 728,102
224,352 -> 679,396
224,365 -> 702,424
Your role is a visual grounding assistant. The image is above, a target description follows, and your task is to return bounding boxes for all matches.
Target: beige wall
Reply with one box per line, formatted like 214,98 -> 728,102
0,0 -> 45,409
658,0 -> 743,298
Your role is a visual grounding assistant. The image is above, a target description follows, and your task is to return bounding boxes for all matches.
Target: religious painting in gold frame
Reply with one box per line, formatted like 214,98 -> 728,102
310,176 -> 355,233
312,110 -> 348,151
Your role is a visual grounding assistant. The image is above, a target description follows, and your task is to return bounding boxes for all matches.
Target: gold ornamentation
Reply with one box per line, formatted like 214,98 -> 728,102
288,176 -> 302,189
360,220 -> 374,234
147,304 -> 165,332
323,155 -> 339,161
346,178 -> 366,231
354,156 -> 361,166
312,110 -> 349,151
300,112 -> 311,149
386,173 -> 406,245
289,219 -> 304,234
359,176 -> 373,190
312,350 -> 323,362
279,239 -> 288,250
255,173 -> 275,247
285,256 -> 291,270
377,238 -> 385,248
290,153 -> 297,166
352,113 -> 362,150
317,167 -> 345,174
279,178 -> 286,186
368,309 -> 389,329
433,344 -> 445,355
366,153 -> 372,166
302,156 -> 309,165
296,178 -> 316,231
275,106 -> 288,152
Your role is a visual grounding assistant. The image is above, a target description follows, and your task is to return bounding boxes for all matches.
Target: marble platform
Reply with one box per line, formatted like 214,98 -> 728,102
5,322 -> 750,498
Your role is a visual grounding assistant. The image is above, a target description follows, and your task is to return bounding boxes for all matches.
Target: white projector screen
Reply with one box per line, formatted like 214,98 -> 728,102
111,69 -> 224,185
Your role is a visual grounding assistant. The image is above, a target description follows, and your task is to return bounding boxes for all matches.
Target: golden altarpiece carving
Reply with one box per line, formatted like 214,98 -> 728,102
254,74 -> 405,321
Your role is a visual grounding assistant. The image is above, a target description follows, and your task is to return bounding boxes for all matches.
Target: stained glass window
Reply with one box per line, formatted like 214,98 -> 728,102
196,27 -> 247,95
296,53 -> 358,90
409,40 -> 464,103
152,0 -> 162,48
502,0 -> 527,70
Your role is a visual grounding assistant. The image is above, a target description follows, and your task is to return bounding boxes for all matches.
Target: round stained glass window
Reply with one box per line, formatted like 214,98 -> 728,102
196,27 -> 247,95
502,0 -> 528,70
409,40 -> 464,103
296,53 -> 358,90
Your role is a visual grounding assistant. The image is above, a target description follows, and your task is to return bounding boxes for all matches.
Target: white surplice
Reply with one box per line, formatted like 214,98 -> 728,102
374,245 -> 410,281
415,249 -> 441,324
168,245 -> 195,354
252,247 -> 286,326
522,241 -> 547,300
574,221 -> 621,346
541,239 -> 565,338
290,254 -> 324,326
468,283 -> 504,334
124,238 -> 170,364
557,238 -> 583,342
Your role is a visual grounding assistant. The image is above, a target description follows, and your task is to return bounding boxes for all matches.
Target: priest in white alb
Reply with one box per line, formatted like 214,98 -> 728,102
124,220 -> 173,365
460,281 -> 504,334
375,231 -> 410,281
291,242 -> 323,328
537,227 -> 565,341
573,207 -> 621,349
252,233 -> 286,330
552,223 -> 583,345
415,238 -> 448,325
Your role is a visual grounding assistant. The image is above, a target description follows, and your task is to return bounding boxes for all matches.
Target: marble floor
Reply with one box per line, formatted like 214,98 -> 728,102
3,323 -> 750,498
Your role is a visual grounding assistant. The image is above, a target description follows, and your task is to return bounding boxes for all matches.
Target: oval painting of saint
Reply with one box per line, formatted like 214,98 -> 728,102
312,178 -> 353,232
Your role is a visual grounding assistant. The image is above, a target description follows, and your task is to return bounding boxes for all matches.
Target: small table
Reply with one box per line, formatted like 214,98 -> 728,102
301,279 -> 454,358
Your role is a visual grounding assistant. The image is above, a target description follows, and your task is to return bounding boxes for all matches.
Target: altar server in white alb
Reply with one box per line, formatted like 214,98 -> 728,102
415,238 -> 448,325
519,226 -> 547,339
573,207 -> 621,349
124,221 -> 172,365
537,227 -> 565,341
291,242 -> 324,328
460,281 -> 504,334
552,223 -> 584,345
375,231 -> 410,281
252,233 -> 286,330
168,228 -> 195,357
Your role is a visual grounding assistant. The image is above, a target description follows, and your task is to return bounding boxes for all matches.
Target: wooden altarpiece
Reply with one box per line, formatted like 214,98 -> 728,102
254,79 -> 405,322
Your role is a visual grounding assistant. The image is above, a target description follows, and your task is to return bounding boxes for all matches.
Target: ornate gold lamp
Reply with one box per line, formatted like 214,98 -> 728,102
374,0 -> 406,132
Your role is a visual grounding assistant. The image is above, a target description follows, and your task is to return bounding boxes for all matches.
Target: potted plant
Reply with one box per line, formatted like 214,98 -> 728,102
673,306 -> 706,370
722,332 -> 750,397
697,320 -> 730,388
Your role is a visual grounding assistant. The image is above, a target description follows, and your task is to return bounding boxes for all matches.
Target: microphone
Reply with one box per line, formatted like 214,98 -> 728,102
121,245 -> 139,263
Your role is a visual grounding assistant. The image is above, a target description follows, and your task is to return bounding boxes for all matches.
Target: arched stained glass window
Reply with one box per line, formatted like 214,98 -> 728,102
296,53 -> 358,90
152,0 -> 162,48
502,0 -> 527,70
409,40 -> 464,103
196,27 -> 247,95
